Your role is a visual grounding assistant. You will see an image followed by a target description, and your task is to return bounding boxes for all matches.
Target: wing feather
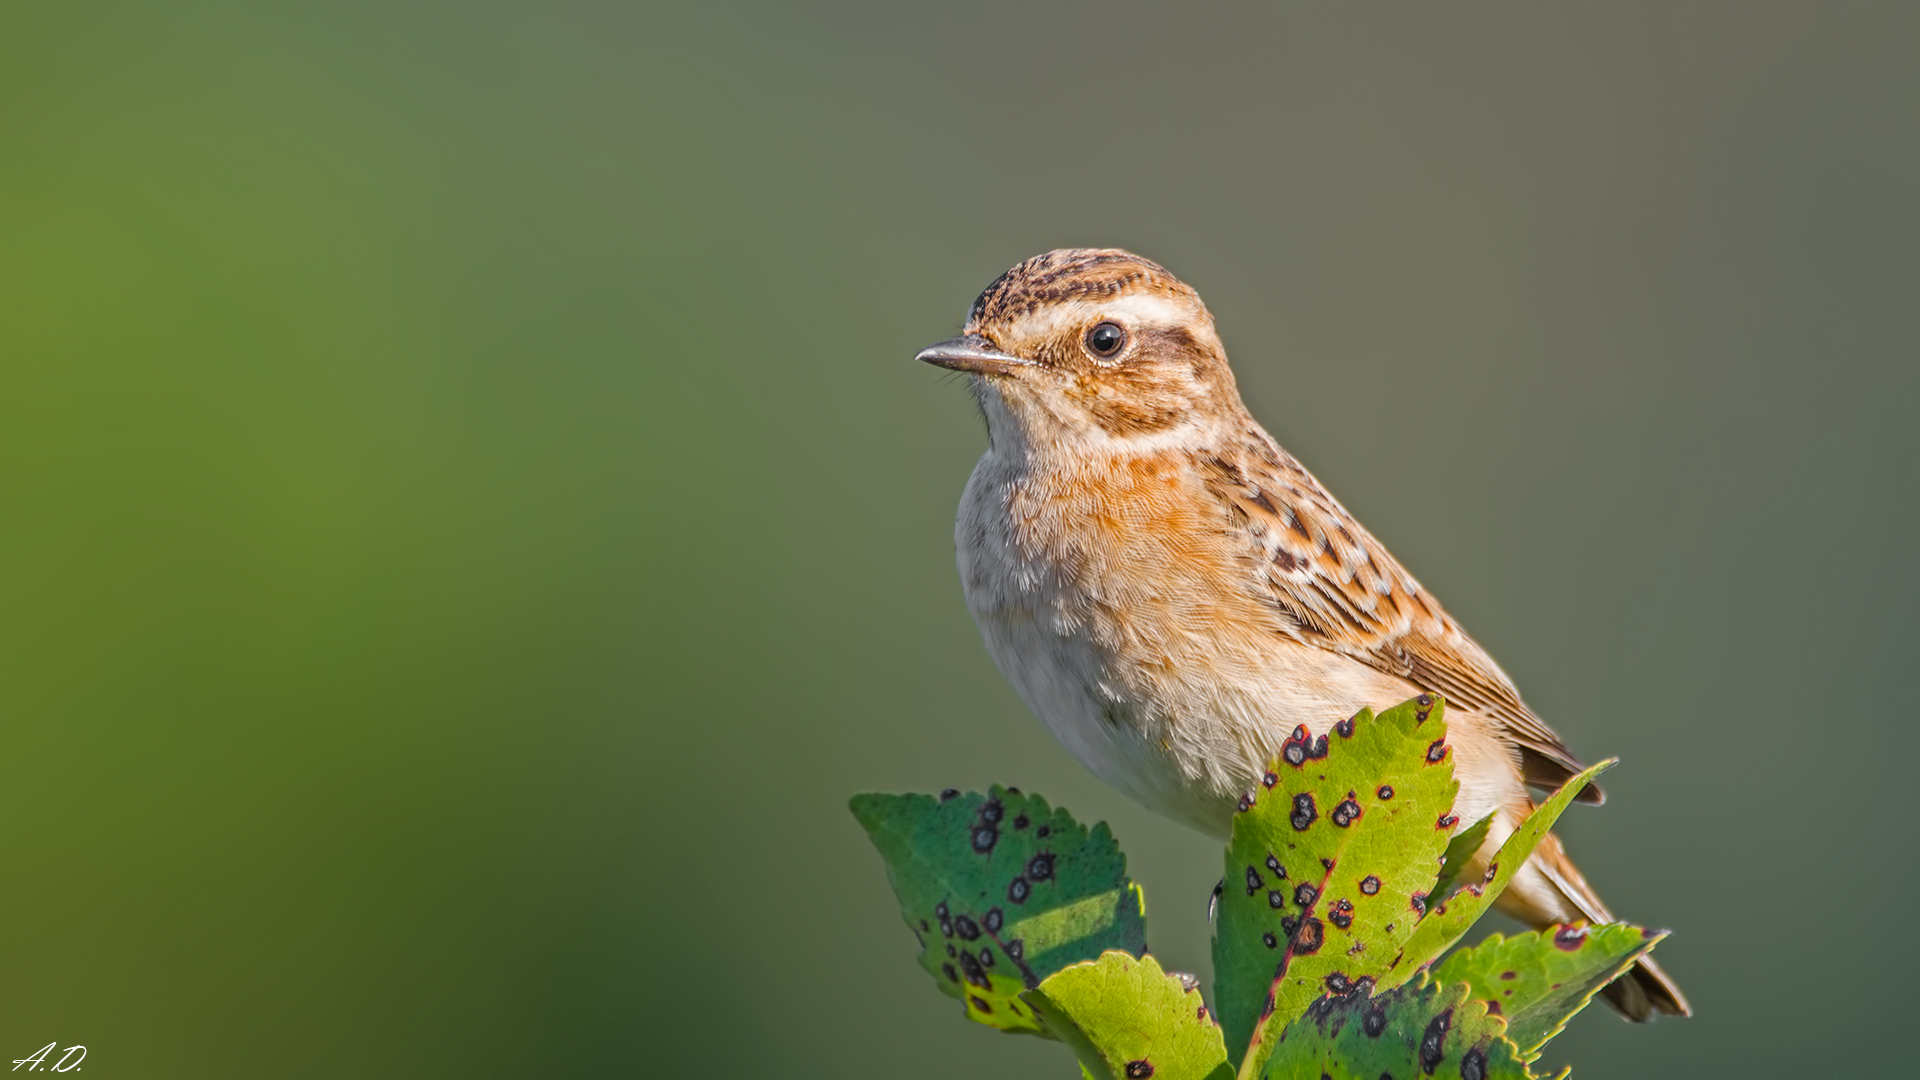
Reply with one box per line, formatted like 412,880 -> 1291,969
1201,434 -> 1602,803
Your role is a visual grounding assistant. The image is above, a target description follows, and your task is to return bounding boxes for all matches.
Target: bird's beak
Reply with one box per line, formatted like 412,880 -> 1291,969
915,334 -> 1030,377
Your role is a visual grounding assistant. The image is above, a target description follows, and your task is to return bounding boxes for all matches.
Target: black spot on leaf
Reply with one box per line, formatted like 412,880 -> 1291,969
1012,814 -> 1029,830
1246,866 -> 1263,895
1269,890 -> 1286,910
969,994 -> 991,1013
1282,724 -> 1311,766
1436,813 -> 1458,830
1036,825 -> 1050,838
1263,932 -> 1278,948
1377,785 -> 1395,800
1007,939 -> 1024,959
942,962 -> 958,983
984,907 -> 1003,933
1462,1047 -> 1487,1080
1294,883 -> 1320,908
1124,1060 -> 1154,1078
959,950 -> 989,989
1238,792 -> 1256,812
1263,770 -> 1278,789
954,915 -> 980,940
940,789 -> 959,801
1008,877 -> 1030,903
1026,853 -> 1055,881
1325,971 -> 1351,995
1360,875 -> 1381,895
1266,854 -> 1285,876
1293,916 -> 1325,954
1554,924 -> 1589,951
1328,898 -> 1355,929
935,901 -> 948,918
1426,739 -> 1448,764
1363,1005 -> 1387,1037
1332,797 -> 1362,827
1419,1008 -> 1453,1073
973,826 -> 998,852
979,948 -> 994,967
1336,712 -> 1357,738
1291,793 -> 1318,830
980,799 -> 1003,824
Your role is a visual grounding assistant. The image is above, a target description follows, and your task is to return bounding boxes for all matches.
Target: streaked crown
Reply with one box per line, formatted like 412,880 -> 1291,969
966,248 -> 1203,328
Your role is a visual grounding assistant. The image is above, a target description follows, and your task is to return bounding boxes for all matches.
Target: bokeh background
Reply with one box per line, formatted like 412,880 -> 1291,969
4,2 -> 1917,1076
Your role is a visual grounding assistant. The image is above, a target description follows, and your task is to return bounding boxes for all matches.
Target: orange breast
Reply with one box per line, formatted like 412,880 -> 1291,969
1008,452 -> 1288,675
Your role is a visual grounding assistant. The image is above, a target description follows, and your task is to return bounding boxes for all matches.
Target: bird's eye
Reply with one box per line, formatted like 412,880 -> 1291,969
1085,321 -> 1127,360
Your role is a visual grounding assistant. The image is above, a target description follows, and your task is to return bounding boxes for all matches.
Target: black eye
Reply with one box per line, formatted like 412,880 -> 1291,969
1085,321 -> 1127,359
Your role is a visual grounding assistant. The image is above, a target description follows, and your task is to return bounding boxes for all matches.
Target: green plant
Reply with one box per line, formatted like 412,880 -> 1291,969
850,695 -> 1666,1079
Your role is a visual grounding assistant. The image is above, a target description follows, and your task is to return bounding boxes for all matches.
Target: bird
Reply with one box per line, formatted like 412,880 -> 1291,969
915,247 -> 1688,1021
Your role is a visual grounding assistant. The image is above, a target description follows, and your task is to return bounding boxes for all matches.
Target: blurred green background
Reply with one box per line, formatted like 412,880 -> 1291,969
2,2 -> 1916,1076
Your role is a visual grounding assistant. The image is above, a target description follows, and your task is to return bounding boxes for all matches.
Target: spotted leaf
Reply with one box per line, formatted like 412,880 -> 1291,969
1428,812 -> 1494,903
1211,694 -> 1459,1075
1260,972 -> 1541,1080
851,786 -> 1147,1036
1390,761 -> 1614,984
1023,951 -> 1234,1080
1430,924 -> 1665,1060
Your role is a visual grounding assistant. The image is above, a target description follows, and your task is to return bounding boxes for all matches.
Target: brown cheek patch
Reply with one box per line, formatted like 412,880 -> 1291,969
1077,324 -> 1224,436
1086,391 -> 1184,435
1079,359 -> 1190,435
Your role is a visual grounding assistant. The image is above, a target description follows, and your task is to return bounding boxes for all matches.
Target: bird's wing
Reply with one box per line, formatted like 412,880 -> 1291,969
1200,437 -> 1601,803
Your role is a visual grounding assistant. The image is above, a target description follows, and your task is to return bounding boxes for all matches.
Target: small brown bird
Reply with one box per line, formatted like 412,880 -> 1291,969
917,248 -> 1688,1020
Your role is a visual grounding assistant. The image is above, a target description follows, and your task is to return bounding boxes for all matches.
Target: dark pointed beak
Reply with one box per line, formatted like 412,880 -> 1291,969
914,333 -> 1030,377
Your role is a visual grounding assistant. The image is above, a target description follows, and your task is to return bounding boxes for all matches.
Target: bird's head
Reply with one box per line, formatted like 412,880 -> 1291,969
917,249 -> 1245,458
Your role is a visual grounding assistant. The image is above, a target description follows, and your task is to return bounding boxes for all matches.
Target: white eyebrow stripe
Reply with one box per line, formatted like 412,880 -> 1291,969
1007,293 -> 1199,340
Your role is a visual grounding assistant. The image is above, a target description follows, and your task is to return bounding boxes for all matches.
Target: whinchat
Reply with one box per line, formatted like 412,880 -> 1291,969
917,248 -> 1688,1021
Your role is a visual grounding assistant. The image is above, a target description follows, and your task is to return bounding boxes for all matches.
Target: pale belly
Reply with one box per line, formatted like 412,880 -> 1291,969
953,453 -> 1521,843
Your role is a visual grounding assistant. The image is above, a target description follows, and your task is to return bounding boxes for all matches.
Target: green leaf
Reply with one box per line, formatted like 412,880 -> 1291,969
1260,973 -> 1539,1080
1390,761 -> 1615,982
850,786 -> 1147,1035
1429,813 -> 1494,902
1211,694 -> 1460,1074
1024,951 -> 1234,1080
1430,924 -> 1666,1059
